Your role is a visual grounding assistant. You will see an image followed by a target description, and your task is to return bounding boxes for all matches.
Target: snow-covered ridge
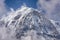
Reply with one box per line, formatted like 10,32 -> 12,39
0,6 -> 60,40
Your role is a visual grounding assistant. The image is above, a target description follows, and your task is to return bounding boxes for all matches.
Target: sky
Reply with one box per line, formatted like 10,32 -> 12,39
5,0 -> 37,10
0,0 -> 60,21
0,0 -> 37,17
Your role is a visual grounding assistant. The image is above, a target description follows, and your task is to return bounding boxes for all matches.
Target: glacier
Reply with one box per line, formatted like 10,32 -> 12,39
0,6 -> 60,40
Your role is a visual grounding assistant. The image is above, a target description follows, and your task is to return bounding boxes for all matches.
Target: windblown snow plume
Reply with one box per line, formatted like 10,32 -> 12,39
0,6 -> 60,40
38,0 -> 60,21
0,0 -> 7,16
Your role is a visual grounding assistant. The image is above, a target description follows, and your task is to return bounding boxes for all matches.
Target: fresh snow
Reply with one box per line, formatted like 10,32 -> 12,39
0,6 -> 60,40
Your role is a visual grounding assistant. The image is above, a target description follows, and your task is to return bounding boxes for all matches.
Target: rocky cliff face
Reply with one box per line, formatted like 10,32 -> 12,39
0,6 -> 60,40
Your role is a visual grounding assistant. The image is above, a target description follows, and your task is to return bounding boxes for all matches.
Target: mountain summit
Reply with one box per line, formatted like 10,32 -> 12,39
0,6 -> 60,40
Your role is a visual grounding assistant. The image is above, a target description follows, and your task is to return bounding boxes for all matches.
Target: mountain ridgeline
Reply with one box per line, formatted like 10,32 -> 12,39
0,6 -> 60,40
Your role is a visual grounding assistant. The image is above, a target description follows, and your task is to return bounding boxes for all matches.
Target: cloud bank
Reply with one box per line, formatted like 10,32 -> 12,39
38,0 -> 60,21
0,0 -> 7,16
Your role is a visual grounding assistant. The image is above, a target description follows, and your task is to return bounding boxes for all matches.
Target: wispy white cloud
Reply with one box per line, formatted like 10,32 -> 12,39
38,0 -> 60,21
0,0 -> 7,16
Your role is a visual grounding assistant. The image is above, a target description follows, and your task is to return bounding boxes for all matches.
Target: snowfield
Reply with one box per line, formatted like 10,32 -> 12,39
0,6 -> 60,40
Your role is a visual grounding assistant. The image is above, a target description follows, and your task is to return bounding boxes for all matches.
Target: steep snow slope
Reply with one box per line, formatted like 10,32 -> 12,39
50,20 -> 60,33
0,6 -> 60,40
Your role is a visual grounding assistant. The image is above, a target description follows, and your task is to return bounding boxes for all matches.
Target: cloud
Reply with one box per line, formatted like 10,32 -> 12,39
0,0 -> 7,16
38,0 -> 60,21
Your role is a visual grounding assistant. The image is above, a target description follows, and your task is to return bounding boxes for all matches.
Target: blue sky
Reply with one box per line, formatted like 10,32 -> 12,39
0,0 -> 38,17
5,0 -> 37,10
0,0 -> 60,21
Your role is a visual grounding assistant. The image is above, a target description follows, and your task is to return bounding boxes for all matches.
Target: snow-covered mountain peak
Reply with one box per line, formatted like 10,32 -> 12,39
0,6 -> 60,40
